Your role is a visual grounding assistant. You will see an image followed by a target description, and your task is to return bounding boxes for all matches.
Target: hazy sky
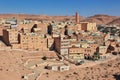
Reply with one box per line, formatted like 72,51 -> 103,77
0,0 -> 120,16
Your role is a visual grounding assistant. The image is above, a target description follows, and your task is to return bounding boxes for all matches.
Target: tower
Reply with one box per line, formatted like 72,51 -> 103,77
75,12 -> 79,24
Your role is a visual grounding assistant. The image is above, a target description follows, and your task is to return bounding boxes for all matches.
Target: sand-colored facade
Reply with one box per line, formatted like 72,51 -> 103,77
3,29 -> 18,45
12,33 -> 48,51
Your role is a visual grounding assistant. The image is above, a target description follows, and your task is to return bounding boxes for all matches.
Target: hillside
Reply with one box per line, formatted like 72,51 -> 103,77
0,14 -> 84,21
0,49 -> 120,80
107,18 -> 120,25
81,14 -> 119,25
0,14 -> 120,25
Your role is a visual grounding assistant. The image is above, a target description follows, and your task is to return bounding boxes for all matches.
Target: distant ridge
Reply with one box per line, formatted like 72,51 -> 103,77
107,18 -> 120,25
0,14 -> 119,25
0,14 -> 84,21
81,14 -> 120,25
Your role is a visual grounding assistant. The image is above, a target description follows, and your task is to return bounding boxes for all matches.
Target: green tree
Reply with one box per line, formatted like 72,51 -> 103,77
42,56 -> 47,60
93,52 -> 100,60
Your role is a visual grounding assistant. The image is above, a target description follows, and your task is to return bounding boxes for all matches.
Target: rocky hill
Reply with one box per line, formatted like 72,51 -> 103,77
107,18 -> 120,25
82,14 -> 119,25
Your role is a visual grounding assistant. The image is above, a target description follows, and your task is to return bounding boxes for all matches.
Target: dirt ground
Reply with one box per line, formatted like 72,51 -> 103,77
39,55 -> 120,80
0,49 -> 120,80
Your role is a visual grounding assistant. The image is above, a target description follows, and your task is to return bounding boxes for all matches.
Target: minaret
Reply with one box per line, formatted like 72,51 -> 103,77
75,12 -> 79,24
